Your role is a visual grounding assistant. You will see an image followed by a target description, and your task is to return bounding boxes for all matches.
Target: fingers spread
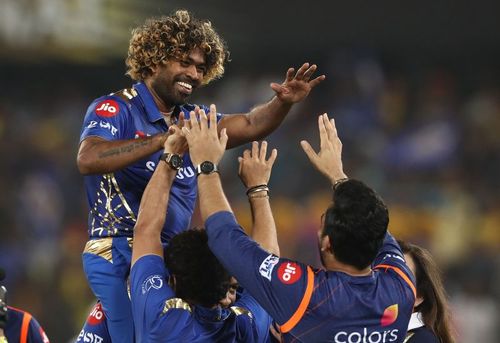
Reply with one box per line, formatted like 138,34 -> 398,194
209,104 -> 217,132
199,108 -> 208,131
243,149 -> 251,159
300,140 -> 318,163
267,148 -> 278,165
318,114 -> 328,149
302,64 -> 317,81
294,62 -> 310,80
219,128 -> 228,150
285,68 -> 295,82
259,141 -> 268,161
309,75 -> 326,88
252,141 -> 259,159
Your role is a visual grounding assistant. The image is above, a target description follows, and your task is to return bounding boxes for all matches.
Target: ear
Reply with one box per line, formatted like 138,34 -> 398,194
414,295 -> 424,308
321,234 -> 331,252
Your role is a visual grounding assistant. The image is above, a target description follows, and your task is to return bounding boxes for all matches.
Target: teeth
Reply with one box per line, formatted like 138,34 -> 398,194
177,82 -> 192,90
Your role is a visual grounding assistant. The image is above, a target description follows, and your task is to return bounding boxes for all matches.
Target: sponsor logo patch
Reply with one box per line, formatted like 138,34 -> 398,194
277,262 -> 302,284
259,254 -> 279,281
141,274 -> 163,294
87,302 -> 105,325
95,100 -> 120,117
381,304 -> 398,327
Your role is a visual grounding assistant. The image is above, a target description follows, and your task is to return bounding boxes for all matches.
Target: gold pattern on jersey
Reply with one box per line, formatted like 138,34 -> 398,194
83,237 -> 133,263
230,306 -> 252,318
162,298 -> 192,314
90,173 -> 136,237
84,238 -> 113,262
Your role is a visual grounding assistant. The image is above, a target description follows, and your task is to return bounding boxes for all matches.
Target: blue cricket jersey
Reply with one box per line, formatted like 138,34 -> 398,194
79,82 -> 222,242
205,211 -> 416,343
130,255 -> 272,342
4,306 -> 49,343
77,302 -> 111,343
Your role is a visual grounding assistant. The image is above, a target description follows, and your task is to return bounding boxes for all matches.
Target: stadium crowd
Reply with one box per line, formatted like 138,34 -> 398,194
0,49 -> 499,341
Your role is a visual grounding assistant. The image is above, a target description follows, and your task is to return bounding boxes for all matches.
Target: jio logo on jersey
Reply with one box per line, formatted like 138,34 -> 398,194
277,262 -> 302,284
87,302 -> 105,325
95,99 -> 120,117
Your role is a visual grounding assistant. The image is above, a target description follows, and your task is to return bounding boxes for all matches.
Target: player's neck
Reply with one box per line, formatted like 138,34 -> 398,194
144,79 -> 175,113
326,257 -> 372,276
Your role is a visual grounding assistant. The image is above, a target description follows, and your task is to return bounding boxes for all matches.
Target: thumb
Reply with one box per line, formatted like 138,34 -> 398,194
300,140 -> 318,163
219,128 -> 228,150
237,156 -> 243,176
270,82 -> 284,94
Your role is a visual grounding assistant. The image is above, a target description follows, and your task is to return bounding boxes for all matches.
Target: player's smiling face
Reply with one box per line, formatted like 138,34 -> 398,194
149,47 -> 206,108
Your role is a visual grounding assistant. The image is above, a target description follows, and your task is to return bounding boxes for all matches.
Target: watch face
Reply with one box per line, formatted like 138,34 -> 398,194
200,161 -> 215,174
169,155 -> 183,169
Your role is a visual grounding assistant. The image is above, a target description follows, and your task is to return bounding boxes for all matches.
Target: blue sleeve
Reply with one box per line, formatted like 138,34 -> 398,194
27,316 -> 50,343
80,96 -> 131,143
372,232 -> 416,292
206,211 -> 312,328
130,255 -> 176,333
235,289 -> 272,342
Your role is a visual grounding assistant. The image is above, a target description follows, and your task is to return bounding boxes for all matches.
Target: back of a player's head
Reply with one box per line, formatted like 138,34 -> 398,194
323,180 -> 388,270
165,228 -> 231,308
399,240 -> 455,343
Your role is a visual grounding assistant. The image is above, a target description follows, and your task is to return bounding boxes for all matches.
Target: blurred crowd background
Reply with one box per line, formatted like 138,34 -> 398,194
0,0 -> 499,342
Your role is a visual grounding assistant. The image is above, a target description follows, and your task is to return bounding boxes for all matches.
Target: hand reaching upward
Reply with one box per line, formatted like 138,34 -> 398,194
300,113 -> 347,185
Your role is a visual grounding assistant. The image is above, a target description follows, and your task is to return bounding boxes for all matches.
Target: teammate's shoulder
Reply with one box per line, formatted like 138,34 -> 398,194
230,305 -> 253,319
405,327 -> 440,343
162,297 -> 192,315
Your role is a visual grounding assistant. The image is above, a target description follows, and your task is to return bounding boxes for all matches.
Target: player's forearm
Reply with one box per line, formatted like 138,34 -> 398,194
224,97 -> 292,148
77,134 -> 166,174
198,173 -> 232,222
132,162 -> 176,264
136,162 -> 176,233
249,196 -> 280,256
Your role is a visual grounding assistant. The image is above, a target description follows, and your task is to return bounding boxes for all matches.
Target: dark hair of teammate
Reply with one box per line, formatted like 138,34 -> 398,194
399,240 -> 455,343
322,179 -> 389,270
165,228 -> 231,308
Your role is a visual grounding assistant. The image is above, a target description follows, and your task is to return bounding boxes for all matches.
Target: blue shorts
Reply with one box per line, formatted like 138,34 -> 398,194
82,236 -> 134,343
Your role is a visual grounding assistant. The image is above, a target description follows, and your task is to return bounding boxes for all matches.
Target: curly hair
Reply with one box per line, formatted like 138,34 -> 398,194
126,10 -> 228,85
164,228 -> 231,308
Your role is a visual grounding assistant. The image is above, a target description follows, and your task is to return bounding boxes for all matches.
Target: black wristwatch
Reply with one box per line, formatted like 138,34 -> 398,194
195,161 -> 218,176
160,153 -> 183,170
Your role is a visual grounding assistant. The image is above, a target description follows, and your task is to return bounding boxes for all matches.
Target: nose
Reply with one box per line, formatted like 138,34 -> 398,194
186,64 -> 200,81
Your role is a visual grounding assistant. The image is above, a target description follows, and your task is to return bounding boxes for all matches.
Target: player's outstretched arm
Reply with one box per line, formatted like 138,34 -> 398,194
77,134 -> 168,175
238,141 -> 280,256
183,105 -> 231,220
300,113 -> 348,185
131,126 -> 187,266
219,63 -> 325,149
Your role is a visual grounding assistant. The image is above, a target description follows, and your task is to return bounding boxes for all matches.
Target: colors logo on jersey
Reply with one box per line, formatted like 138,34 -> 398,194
380,304 -> 398,327
95,100 -> 120,117
87,303 -> 105,325
141,275 -> 164,294
277,262 -> 302,284
259,254 -> 280,281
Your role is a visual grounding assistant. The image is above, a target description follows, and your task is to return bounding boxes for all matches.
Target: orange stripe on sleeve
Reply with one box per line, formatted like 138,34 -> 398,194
279,266 -> 314,333
20,312 -> 32,343
374,264 -> 416,298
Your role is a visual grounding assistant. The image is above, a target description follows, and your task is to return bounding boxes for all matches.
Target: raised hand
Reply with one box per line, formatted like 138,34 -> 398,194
300,113 -> 347,184
238,141 -> 278,188
182,104 -> 228,165
270,63 -> 325,104
163,125 -> 188,155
